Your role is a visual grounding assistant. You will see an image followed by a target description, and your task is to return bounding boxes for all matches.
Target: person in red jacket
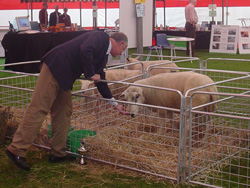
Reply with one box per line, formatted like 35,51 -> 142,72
5,31 -> 128,171
59,7 -> 71,27
39,2 -> 48,28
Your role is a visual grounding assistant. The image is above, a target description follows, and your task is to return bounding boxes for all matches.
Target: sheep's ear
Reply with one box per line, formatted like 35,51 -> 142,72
88,82 -> 95,89
136,87 -> 145,102
136,87 -> 143,95
135,56 -> 141,60
119,91 -> 126,99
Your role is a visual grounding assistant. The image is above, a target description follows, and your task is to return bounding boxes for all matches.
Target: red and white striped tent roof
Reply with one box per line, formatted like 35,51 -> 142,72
0,0 -> 248,10
20,0 -> 119,2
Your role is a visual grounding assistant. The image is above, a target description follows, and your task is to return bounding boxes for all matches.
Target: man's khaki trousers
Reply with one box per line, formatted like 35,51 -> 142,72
8,63 -> 72,157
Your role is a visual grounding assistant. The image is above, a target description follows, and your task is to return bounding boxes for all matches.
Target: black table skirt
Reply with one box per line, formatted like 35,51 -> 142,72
153,30 -> 211,50
1,30 -> 89,73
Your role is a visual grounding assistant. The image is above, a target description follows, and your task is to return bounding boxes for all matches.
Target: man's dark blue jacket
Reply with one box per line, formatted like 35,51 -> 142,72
42,30 -> 112,99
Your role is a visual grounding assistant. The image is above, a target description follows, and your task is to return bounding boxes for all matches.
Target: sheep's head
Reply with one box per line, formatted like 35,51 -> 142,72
120,86 -> 145,118
80,80 -> 95,96
126,56 -> 140,63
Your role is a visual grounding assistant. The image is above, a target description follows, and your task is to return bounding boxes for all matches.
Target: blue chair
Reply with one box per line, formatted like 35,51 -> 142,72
146,33 -> 176,61
156,33 -> 176,57
146,45 -> 162,61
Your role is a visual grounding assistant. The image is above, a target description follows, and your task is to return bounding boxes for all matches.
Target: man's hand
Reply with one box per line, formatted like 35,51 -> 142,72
91,74 -> 101,83
115,104 -> 130,115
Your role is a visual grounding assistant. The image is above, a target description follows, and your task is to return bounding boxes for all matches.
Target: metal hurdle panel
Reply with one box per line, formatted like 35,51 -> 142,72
187,72 -> 250,187
0,65 -> 52,148
2,60 -> 250,187
71,81 -> 187,182
70,68 -> 250,185
129,53 -> 200,62
201,58 -> 250,72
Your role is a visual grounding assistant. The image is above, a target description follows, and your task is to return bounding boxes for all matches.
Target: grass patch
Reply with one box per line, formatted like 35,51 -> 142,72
0,143 -> 204,188
208,151 -> 250,188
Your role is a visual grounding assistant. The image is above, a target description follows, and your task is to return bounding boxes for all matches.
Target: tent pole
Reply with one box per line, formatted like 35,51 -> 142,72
27,3 -> 29,18
93,0 -> 97,29
31,1 -> 33,21
80,0 -> 82,28
163,0 -> 165,29
152,0 -> 156,32
226,0 -> 228,25
105,0 -> 107,28
212,0 -> 214,23
222,0 -> 224,25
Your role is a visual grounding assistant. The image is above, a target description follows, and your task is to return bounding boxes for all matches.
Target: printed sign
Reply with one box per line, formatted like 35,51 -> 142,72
238,27 -> 250,54
135,0 -> 145,4
209,25 -> 239,54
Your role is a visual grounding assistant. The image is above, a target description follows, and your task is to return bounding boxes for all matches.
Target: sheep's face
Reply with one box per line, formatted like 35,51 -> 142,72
80,80 -> 94,95
120,86 -> 145,118
126,56 -> 140,64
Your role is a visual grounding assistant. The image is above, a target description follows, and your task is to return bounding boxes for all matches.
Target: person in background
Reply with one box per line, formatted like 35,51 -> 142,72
185,0 -> 198,57
49,5 -> 61,27
59,7 -> 71,27
5,31 -> 128,171
39,2 -> 48,28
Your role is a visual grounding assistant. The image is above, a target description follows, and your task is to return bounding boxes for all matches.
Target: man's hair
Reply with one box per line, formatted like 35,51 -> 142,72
110,32 -> 128,45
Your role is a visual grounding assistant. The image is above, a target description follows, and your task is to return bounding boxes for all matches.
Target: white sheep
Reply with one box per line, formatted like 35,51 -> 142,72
120,72 -> 219,137
80,69 -> 142,99
79,69 -> 143,114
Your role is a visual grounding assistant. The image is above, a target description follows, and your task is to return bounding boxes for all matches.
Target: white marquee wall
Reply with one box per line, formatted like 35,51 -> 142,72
156,7 -> 250,27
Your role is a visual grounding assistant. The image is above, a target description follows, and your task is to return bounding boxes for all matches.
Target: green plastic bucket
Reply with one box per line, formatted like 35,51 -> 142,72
48,125 -> 74,139
67,130 -> 96,154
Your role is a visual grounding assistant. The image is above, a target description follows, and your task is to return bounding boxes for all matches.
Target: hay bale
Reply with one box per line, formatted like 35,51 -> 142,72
79,112 -> 249,179
0,106 -> 10,144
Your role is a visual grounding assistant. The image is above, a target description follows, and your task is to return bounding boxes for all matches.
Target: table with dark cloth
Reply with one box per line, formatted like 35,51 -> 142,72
153,30 -> 211,50
1,30 -> 89,73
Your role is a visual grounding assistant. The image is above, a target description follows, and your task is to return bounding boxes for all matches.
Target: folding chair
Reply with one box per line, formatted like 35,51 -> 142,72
146,45 -> 162,61
156,33 -> 176,57
146,33 -> 176,61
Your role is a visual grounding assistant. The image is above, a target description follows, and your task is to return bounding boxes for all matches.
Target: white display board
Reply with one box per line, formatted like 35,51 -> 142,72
119,0 -> 153,48
238,27 -> 250,54
209,25 -> 239,54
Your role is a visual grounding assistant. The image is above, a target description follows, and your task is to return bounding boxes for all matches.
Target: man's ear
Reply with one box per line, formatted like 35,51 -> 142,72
119,41 -> 124,46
